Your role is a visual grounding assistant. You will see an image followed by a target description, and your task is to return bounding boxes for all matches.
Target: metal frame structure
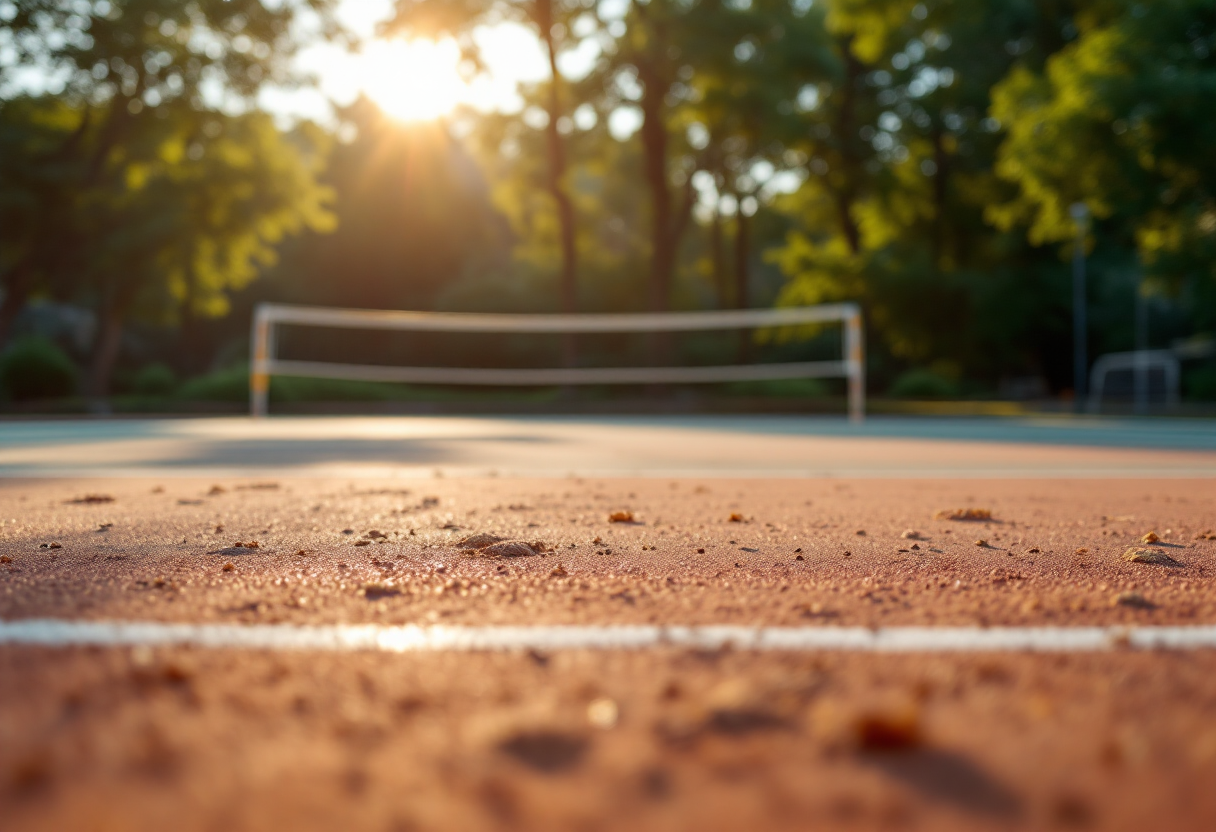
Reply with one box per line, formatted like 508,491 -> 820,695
250,302 -> 865,421
1087,349 -> 1180,413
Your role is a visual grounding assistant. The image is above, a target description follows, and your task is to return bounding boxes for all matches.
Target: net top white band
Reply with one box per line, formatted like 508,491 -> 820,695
257,302 -> 861,334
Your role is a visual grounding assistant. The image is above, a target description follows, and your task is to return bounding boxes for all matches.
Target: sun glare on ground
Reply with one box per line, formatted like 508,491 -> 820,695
360,39 -> 469,122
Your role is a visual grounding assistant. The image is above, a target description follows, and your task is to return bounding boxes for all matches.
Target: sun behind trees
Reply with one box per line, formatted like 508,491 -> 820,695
1,0 -> 1214,405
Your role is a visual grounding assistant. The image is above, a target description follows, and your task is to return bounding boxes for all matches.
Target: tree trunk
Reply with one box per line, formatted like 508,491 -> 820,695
931,124 -> 949,267
733,206 -> 750,311
86,87 -> 142,187
86,300 -> 125,400
832,36 -> 864,255
711,206 -> 727,308
177,288 -> 214,378
734,204 -> 751,363
638,59 -> 675,314
78,93 -> 142,401
536,0 -> 579,369
835,190 -> 861,254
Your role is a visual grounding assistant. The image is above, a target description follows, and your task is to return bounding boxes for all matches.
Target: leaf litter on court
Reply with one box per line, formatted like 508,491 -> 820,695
934,507 -> 993,521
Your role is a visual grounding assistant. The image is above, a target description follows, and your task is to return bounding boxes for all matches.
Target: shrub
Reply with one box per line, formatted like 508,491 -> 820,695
0,336 -> 78,401
889,368 -> 961,400
1183,363 -> 1216,401
723,378 -> 828,398
133,363 -> 178,396
177,365 -> 412,403
177,365 -> 250,402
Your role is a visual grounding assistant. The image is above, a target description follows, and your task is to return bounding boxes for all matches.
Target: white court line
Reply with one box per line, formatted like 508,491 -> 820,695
4,620 -> 1216,653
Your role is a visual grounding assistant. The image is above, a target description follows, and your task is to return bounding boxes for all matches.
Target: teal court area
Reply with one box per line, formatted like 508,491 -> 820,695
1,415 -> 1214,478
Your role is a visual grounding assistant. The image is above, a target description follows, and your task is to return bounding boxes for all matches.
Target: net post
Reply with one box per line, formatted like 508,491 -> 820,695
845,307 -> 865,423
250,305 -> 271,418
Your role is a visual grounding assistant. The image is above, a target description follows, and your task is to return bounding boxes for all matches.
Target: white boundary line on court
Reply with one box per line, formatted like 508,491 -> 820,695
4,620 -> 1216,653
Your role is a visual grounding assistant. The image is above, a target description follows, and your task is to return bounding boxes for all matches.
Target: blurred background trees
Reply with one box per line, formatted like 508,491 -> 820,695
1,0 -> 1213,406
1,0 -> 340,398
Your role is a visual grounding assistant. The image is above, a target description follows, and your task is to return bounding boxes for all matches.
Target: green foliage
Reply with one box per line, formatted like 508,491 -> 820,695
133,363 -> 177,396
889,368 -> 962,400
176,365 -> 251,403
103,109 -> 337,322
1,0 -> 342,395
177,364 -> 424,403
0,336 -> 77,400
174,364 -> 560,404
723,378 -> 829,398
761,1 -> 1108,390
991,0 -> 1216,311
1184,364 -> 1216,402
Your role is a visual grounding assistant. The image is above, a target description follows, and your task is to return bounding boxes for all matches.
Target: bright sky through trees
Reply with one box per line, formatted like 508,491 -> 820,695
261,0 -> 568,124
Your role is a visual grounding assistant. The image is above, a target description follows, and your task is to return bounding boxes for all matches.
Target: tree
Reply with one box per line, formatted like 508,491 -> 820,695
0,96 -> 89,345
597,0 -> 698,314
675,0 -> 838,311
77,107 -> 335,395
1,0 -> 343,395
765,0 -> 1092,388
991,0 -> 1216,329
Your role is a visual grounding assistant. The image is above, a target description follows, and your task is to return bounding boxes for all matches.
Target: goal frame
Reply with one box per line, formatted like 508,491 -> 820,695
249,302 -> 865,421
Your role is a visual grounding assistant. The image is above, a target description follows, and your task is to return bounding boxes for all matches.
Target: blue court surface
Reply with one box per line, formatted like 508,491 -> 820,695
1,415 -> 1213,478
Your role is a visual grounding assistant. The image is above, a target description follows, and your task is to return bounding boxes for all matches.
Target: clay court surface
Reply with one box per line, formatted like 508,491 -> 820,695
2,415 -> 1216,830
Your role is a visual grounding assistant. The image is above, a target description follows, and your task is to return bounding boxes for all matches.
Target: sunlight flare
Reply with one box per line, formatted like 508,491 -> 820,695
360,38 -> 468,122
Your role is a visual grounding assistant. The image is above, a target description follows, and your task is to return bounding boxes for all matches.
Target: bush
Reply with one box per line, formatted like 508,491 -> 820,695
177,365 -> 250,402
1184,364 -> 1216,401
177,364 -> 414,403
889,368 -> 961,400
0,336 -> 78,401
722,378 -> 828,398
133,363 -> 178,396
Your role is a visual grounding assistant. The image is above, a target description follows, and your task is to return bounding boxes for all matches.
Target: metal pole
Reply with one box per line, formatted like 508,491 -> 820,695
250,305 -> 270,418
845,309 -> 865,423
1070,203 -> 1089,411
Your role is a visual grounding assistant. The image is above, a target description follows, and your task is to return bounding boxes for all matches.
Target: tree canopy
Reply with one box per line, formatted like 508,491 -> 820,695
3,0 -> 1214,402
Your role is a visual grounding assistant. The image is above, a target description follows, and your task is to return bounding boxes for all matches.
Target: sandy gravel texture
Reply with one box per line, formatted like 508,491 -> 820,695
3,647 -> 1216,832
1,477 -> 1214,627
3,476 -> 1216,831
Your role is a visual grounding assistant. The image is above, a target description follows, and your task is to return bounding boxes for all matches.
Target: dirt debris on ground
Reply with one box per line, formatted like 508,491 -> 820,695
935,508 -> 994,521
67,494 -> 114,505
2,476 -> 1216,830
1122,548 -> 1181,566
457,533 -> 507,550
481,541 -> 543,558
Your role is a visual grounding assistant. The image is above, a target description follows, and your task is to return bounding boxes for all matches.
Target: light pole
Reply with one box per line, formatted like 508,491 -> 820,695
1070,202 -> 1089,411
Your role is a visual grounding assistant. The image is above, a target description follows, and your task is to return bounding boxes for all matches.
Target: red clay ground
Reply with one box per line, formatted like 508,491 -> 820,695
2,476 -> 1216,830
